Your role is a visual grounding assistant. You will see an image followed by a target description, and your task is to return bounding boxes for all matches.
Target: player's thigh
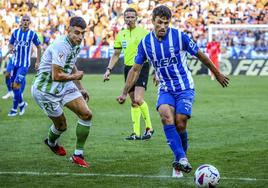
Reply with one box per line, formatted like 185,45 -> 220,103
31,87 -> 63,117
128,91 -> 135,104
64,93 -> 92,121
134,86 -> 145,104
135,62 -> 149,90
124,65 -> 135,93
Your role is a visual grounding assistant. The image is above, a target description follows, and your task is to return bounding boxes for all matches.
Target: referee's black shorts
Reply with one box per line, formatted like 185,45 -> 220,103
124,62 -> 150,93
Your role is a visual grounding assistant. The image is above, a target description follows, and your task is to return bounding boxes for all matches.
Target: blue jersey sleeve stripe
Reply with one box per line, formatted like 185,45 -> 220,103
16,29 -> 23,66
168,28 -> 174,57
9,29 -> 17,45
178,30 -> 182,51
181,32 -> 199,56
142,37 -> 150,61
150,32 -> 158,62
22,30 -> 28,67
33,32 -> 41,46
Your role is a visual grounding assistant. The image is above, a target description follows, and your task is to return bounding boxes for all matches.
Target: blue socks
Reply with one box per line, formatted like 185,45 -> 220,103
163,125 -> 185,161
13,88 -> 22,110
5,76 -> 12,92
179,131 -> 188,153
20,79 -> 26,94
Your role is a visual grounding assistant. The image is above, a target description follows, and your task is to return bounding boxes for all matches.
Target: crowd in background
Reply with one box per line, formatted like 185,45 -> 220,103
0,0 -> 267,59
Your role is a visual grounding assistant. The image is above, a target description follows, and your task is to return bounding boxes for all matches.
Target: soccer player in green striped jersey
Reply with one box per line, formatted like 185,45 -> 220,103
31,16 -> 92,168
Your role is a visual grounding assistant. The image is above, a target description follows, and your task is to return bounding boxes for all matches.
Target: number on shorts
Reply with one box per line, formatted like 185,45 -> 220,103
43,102 -> 55,112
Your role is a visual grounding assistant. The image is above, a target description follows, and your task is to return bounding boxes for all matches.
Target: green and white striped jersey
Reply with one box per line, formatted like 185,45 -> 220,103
33,36 -> 81,96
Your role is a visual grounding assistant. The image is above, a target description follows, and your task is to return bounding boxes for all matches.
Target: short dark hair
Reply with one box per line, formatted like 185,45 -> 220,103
152,5 -> 172,20
70,16 -> 87,29
124,8 -> 137,16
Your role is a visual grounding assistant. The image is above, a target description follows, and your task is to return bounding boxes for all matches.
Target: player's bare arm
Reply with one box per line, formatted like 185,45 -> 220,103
196,49 -> 229,87
103,48 -> 122,82
153,71 -> 159,86
35,45 -> 42,70
117,63 -> 142,104
52,64 -> 83,82
72,65 -> 89,102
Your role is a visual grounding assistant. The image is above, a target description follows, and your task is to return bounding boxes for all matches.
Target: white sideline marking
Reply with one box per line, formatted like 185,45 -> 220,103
0,171 -> 267,182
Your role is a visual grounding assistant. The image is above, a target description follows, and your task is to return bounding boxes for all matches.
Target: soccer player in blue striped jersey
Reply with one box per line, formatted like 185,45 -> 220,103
7,15 -> 41,116
117,5 -> 229,175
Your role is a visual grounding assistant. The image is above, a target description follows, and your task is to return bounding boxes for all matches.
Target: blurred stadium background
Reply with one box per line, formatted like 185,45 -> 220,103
0,0 -> 267,67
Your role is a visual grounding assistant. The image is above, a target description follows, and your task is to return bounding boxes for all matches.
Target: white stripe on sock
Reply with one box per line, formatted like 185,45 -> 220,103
78,119 -> 92,127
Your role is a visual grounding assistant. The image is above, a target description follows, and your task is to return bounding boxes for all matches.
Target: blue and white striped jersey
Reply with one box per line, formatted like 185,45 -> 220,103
135,28 -> 199,92
9,28 -> 40,68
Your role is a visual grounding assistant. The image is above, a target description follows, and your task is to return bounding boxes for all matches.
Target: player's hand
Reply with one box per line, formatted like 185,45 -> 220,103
74,71 -> 84,80
103,69 -> 111,82
80,89 -> 89,102
153,73 -> 159,86
116,93 -> 127,104
215,73 -> 229,88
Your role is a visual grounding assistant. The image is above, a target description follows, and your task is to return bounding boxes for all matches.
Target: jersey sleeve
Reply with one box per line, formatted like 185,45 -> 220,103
114,31 -> 122,49
51,43 -> 68,68
181,32 -> 199,56
32,32 -> 41,46
9,31 -> 16,45
134,39 -> 147,65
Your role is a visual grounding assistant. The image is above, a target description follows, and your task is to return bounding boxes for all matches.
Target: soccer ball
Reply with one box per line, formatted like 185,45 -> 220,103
194,164 -> 220,188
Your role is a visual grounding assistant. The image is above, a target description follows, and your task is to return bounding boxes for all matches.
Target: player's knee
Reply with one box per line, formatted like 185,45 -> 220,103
160,114 -> 174,125
175,119 -> 187,132
134,97 -> 144,106
79,110 -> 92,121
12,83 -> 20,89
5,72 -> 10,78
131,102 -> 139,107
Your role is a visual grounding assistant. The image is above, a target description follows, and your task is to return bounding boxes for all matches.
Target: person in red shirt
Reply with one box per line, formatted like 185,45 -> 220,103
207,35 -> 221,80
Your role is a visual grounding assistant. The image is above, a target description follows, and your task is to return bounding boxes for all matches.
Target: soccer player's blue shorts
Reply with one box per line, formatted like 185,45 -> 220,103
6,58 -> 14,73
11,66 -> 28,84
156,89 -> 195,117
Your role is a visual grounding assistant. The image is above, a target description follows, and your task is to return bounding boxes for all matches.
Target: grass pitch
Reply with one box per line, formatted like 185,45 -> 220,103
0,75 -> 267,188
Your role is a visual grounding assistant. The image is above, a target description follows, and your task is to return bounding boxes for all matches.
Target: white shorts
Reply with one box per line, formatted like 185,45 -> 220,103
31,82 -> 82,117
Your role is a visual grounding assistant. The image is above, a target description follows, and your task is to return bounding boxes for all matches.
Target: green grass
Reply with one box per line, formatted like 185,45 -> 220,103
0,75 -> 267,188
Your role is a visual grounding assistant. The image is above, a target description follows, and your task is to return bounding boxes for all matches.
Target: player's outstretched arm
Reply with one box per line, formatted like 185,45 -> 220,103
196,49 -> 229,88
117,63 -> 142,104
103,49 -> 121,82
